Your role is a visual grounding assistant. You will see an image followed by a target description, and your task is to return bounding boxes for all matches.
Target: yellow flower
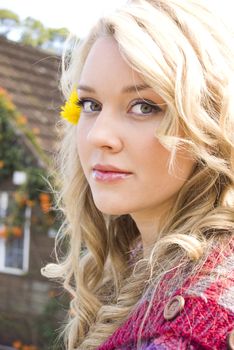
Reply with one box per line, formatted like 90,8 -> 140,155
16,115 -> 28,125
60,89 -> 81,125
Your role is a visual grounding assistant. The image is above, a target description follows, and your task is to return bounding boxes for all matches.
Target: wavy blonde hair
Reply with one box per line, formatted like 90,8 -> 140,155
42,0 -> 234,349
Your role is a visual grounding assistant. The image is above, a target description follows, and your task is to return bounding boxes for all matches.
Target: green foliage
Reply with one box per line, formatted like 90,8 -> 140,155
0,88 -> 59,238
0,9 -> 20,36
20,167 -> 49,199
36,296 -> 66,350
0,102 -> 33,180
0,313 -> 31,345
0,9 -> 19,22
48,27 -> 69,42
24,16 -> 44,30
20,19 -> 70,51
0,294 -> 68,348
0,7 -> 75,53
21,17 -> 50,47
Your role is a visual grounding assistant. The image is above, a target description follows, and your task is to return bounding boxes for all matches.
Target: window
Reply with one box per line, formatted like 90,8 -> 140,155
0,191 -> 31,275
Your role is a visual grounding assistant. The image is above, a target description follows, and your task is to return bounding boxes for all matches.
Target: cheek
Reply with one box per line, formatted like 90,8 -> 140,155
76,126 -> 82,154
139,139 -> 171,178
76,124 -> 89,172
142,139 -> 195,190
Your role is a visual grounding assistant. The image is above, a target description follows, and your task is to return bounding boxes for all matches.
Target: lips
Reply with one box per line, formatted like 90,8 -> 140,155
93,164 -> 132,174
92,164 -> 133,182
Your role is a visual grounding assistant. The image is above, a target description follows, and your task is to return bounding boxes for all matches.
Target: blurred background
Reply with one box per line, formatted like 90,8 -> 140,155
0,1 -> 124,349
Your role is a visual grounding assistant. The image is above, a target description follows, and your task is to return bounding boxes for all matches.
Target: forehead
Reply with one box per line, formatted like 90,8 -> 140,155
79,36 -> 145,89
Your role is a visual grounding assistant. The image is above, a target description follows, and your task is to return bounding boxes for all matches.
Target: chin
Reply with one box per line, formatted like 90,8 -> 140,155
99,207 -> 129,216
94,202 -> 129,216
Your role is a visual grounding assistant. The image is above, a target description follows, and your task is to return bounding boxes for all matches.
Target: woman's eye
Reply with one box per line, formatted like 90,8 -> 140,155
130,101 -> 162,116
78,99 -> 101,113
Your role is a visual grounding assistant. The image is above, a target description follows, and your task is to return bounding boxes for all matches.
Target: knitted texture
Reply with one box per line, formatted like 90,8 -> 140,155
96,239 -> 234,350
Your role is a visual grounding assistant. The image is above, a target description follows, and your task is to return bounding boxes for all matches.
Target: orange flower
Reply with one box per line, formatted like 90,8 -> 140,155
0,87 -> 15,110
39,193 -> 51,213
21,345 -> 37,350
26,199 -> 35,207
0,160 -> 4,169
0,227 -> 7,239
16,115 -> 28,125
14,192 -> 27,206
41,202 -> 51,213
12,340 -> 22,349
39,193 -> 50,202
12,226 -> 23,238
0,87 -> 7,96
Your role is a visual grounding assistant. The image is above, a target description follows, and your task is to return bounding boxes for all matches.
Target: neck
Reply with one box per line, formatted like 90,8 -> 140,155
130,199 -> 174,258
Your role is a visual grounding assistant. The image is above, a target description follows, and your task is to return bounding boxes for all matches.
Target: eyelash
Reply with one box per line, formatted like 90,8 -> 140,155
77,98 -> 162,116
78,98 -> 101,113
130,99 -> 162,115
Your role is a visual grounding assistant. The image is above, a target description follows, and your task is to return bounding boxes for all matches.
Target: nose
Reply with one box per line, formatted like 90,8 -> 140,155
87,108 -> 123,152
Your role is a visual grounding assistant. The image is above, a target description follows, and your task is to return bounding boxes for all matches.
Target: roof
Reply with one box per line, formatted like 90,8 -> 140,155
0,36 -> 63,163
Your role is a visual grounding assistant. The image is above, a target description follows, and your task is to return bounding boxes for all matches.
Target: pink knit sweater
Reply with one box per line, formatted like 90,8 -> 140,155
96,239 -> 234,350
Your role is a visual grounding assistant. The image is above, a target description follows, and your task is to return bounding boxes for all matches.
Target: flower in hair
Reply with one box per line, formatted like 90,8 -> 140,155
60,89 -> 80,124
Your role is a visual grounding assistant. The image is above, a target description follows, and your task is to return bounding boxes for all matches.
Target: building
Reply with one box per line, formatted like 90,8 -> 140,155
0,36 -> 65,349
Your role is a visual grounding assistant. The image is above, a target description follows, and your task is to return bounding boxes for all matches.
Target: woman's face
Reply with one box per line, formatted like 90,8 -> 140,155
76,37 -> 195,220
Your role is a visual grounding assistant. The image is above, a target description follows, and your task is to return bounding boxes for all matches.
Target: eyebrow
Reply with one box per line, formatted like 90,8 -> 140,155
78,83 -> 151,94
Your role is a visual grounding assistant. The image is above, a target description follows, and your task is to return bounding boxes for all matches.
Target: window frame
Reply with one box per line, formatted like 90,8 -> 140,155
0,191 -> 31,275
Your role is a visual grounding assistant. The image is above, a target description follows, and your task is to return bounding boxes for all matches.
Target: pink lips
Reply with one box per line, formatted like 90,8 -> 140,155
92,164 -> 132,182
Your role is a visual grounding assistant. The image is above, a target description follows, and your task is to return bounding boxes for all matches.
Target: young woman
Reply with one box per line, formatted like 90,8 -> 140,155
42,0 -> 234,349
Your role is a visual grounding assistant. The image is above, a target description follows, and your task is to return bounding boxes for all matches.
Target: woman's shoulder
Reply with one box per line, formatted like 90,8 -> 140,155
97,237 -> 234,350
182,235 -> 234,297
143,236 -> 234,350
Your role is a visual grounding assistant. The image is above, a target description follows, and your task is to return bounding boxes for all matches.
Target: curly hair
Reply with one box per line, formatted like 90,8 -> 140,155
42,0 -> 234,349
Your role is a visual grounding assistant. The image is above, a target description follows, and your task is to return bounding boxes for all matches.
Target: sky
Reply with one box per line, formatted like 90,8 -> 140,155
0,0 -> 127,38
1,0 -> 234,39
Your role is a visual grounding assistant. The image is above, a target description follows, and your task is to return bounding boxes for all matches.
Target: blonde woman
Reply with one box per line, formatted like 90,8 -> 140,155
42,0 -> 234,349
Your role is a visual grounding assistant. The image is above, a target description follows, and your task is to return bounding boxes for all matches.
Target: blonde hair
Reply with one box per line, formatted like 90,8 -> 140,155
42,0 -> 234,349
